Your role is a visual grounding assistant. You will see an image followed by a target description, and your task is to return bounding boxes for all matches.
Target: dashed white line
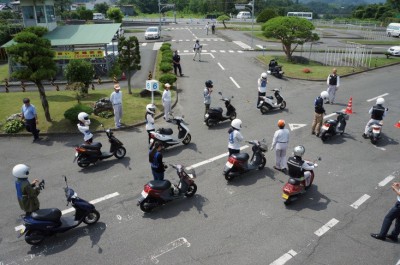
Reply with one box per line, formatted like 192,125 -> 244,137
270,249 -> 297,265
211,50 -> 216,52
220,50 -> 226,53
230,77 -> 240,88
367,93 -> 389,102
217,62 -> 225,70
314,218 -> 339,237
350,194 -> 370,209
378,175 -> 395,187
229,50 -> 234,53
233,40 -> 251,49
150,237 -> 190,264
141,43 -> 147,46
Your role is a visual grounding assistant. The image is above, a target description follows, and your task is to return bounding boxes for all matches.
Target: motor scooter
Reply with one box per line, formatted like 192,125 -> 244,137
267,59 -> 284,78
18,176 -> 100,245
204,92 -> 237,127
223,140 -> 268,181
137,164 -> 197,213
73,125 -> 126,168
258,88 -> 287,114
281,158 -> 320,205
150,113 -> 191,149
320,111 -> 349,142
366,121 -> 383,145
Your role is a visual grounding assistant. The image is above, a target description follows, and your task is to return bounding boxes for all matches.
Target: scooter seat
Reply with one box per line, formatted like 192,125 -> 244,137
209,107 -> 223,113
148,180 -> 172,190
327,119 -> 338,125
32,208 -> 62,222
288,178 -> 301,185
158,128 -> 173,135
81,142 -> 102,150
266,96 -> 273,100
231,153 -> 249,161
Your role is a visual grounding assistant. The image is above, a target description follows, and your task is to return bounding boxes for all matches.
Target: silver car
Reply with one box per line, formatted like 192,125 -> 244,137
144,27 -> 160,40
387,46 -> 400,56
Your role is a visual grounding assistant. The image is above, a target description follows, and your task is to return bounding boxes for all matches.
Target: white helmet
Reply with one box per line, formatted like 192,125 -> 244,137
231,118 -> 242,130
13,164 -> 30,179
376,97 -> 385,105
320,91 -> 329,100
78,112 -> 90,125
293,145 -> 305,157
261,72 -> 267,79
146,104 -> 156,114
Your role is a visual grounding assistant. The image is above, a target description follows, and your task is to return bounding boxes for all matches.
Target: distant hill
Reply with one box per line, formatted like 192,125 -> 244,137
300,0 -> 386,4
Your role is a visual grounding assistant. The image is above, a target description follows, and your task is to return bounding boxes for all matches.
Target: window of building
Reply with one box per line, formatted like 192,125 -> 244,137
36,5 -> 45,23
21,6 -> 34,20
46,5 -> 55,22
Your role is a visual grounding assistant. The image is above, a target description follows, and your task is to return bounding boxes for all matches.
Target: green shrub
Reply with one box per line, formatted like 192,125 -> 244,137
64,104 -> 94,124
97,111 -> 114,119
159,73 -> 177,85
160,62 -> 173,73
3,119 -> 24,134
160,43 -> 172,51
256,8 -> 277,23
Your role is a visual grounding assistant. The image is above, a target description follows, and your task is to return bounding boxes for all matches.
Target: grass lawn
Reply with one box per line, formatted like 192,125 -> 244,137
0,63 -> 9,82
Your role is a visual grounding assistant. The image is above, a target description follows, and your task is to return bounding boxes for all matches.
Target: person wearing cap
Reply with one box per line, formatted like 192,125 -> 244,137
193,39 -> 202,61
162,83 -> 172,121
172,50 -> 183,77
21,98 -> 40,141
271,119 -> 290,173
110,83 -> 123,128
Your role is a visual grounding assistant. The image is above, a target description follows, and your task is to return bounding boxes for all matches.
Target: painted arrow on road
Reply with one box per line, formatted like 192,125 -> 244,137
289,123 -> 307,131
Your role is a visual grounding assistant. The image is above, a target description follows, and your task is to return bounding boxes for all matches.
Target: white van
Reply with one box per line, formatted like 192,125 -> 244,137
386,23 -> 400,37
237,11 -> 251,19
93,13 -> 105,20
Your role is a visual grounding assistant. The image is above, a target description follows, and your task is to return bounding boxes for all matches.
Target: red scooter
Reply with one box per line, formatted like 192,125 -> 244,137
281,158 -> 320,205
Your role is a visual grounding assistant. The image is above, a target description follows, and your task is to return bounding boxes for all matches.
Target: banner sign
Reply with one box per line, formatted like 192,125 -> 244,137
54,50 -> 104,60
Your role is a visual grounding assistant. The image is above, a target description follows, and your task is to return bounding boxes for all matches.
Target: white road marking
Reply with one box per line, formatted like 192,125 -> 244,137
367,93 -> 389,102
373,145 -> 386,151
230,77 -> 240,88
378,175 -> 394,187
270,249 -> 297,265
314,218 -> 339,237
233,40 -> 251,49
217,62 -> 225,70
220,50 -> 226,53
288,123 -> 307,131
211,50 -> 216,52
350,194 -> 370,209
396,258 -> 400,265
202,50 -> 208,52
152,42 -> 163,50
150,237 -> 190,264
256,45 -> 264,49
141,43 -> 147,46
237,50 -> 244,53
14,192 -> 120,231
183,50 -> 189,52
186,145 -> 249,170
229,50 -> 234,53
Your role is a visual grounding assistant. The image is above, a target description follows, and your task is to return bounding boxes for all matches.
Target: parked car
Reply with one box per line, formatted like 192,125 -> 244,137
236,11 -> 251,19
386,23 -> 400,37
387,46 -> 400,56
93,13 -> 105,20
144,27 -> 160,40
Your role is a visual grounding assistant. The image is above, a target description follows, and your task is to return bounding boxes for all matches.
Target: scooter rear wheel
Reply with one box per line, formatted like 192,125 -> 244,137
182,134 -> 191,145
114,147 -> 127,159
224,171 -> 235,181
77,158 -> 90,168
320,132 -> 328,142
25,230 -> 45,245
83,209 -> 100,225
140,198 -> 156,213
279,101 -> 286,110
205,119 -> 213,127
185,183 -> 197,197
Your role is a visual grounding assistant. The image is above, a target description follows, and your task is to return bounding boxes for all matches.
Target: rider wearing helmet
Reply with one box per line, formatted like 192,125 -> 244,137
77,112 -> 93,144
287,146 -> 315,187
257,73 -> 268,108
204,80 -> 213,115
228,119 -> 244,156
145,104 -> 156,144
363,97 -> 387,138
311,91 -> 328,137
271,119 -> 290,173
13,164 -> 41,215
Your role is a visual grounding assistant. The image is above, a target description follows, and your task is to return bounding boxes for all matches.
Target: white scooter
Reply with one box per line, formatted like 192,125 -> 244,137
150,113 -> 191,149
258,88 -> 286,114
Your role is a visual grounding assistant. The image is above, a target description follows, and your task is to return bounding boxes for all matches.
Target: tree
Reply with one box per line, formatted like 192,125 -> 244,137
217,15 -> 230,28
256,8 -> 278,23
387,0 -> 400,10
6,27 -> 56,122
118,36 -> 141,94
78,9 -> 93,20
107,7 -> 124,23
54,0 -> 73,15
262,16 -> 319,61
94,3 -> 110,14
64,60 -> 95,94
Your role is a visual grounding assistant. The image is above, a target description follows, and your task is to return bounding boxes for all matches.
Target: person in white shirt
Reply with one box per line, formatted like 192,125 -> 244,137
145,104 -> 156,144
257,72 -> 268,108
228,119 -> 244,156
110,83 -> 123,128
205,22 -> 209,35
271,120 -> 290,173
193,40 -> 202,61
162,83 -> 172,121
326,68 -> 340,104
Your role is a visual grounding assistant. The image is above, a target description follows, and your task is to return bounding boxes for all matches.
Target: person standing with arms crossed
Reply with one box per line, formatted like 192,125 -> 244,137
21,98 -> 40,141
257,72 -> 268,108
173,50 -> 183,77
162,83 -> 172,121
193,40 -> 202,62
271,120 -> 290,173
110,83 -> 123,128
311,91 -> 328,137
326,68 -> 340,104
203,80 -> 213,115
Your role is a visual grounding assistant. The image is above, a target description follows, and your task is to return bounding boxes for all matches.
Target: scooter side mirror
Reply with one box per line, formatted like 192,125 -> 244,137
317,157 -> 322,161
218,91 -> 222,95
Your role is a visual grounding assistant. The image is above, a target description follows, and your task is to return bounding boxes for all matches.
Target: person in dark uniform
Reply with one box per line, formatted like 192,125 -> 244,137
311,91 -> 328,137
173,50 -> 183,76
287,146 -> 314,187
149,143 -> 166,180
363,97 -> 387,138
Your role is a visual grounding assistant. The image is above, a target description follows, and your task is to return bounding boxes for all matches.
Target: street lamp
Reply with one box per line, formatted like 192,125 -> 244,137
235,0 -> 255,50
158,0 -> 175,35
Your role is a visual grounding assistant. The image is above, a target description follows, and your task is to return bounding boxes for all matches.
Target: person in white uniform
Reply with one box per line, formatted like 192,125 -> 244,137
271,119 -> 290,173
228,119 -> 244,156
110,83 -> 123,128
162,83 -> 172,121
145,104 -> 156,144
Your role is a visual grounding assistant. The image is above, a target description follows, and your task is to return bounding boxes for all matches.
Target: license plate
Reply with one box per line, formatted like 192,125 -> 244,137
279,71 -> 283,74
322,125 -> 329,130
75,152 -> 78,157
205,114 -> 209,118
141,191 -> 148,198
373,129 -> 380,133
282,193 -> 289,200
225,161 -> 233,168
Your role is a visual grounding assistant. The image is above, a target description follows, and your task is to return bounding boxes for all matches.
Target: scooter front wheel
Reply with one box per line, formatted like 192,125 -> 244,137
77,157 -> 90,168
25,230 -> 45,245
258,157 -> 267,170
114,146 -> 127,159
229,112 -> 237,120
260,106 -> 269,114
185,183 -> 197,197
182,134 -> 191,145
279,101 -> 286,110
83,209 -> 100,225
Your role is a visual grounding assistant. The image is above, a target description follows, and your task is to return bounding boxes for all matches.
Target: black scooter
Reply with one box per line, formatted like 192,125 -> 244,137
204,92 -> 237,127
18,176 -> 100,245
223,140 -> 268,181
137,164 -> 197,213
258,88 -> 287,114
73,126 -> 126,168
267,59 -> 284,78
320,111 -> 349,142
366,121 -> 383,145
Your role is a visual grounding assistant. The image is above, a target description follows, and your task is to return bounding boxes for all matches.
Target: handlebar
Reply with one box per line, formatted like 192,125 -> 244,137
38,179 -> 45,190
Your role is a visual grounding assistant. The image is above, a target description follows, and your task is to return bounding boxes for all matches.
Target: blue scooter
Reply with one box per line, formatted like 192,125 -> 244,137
18,176 -> 100,245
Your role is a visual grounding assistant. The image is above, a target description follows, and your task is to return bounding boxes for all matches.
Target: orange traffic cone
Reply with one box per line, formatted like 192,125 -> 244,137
394,121 -> 400,128
345,97 -> 353,114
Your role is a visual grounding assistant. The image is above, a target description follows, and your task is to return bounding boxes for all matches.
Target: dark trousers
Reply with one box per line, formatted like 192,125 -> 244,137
151,169 -> 164,181
379,201 -> 400,237
205,104 -> 210,115
257,92 -> 266,108
25,118 -> 39,139
228,148 -> 240,156
173,63 -> 182,75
